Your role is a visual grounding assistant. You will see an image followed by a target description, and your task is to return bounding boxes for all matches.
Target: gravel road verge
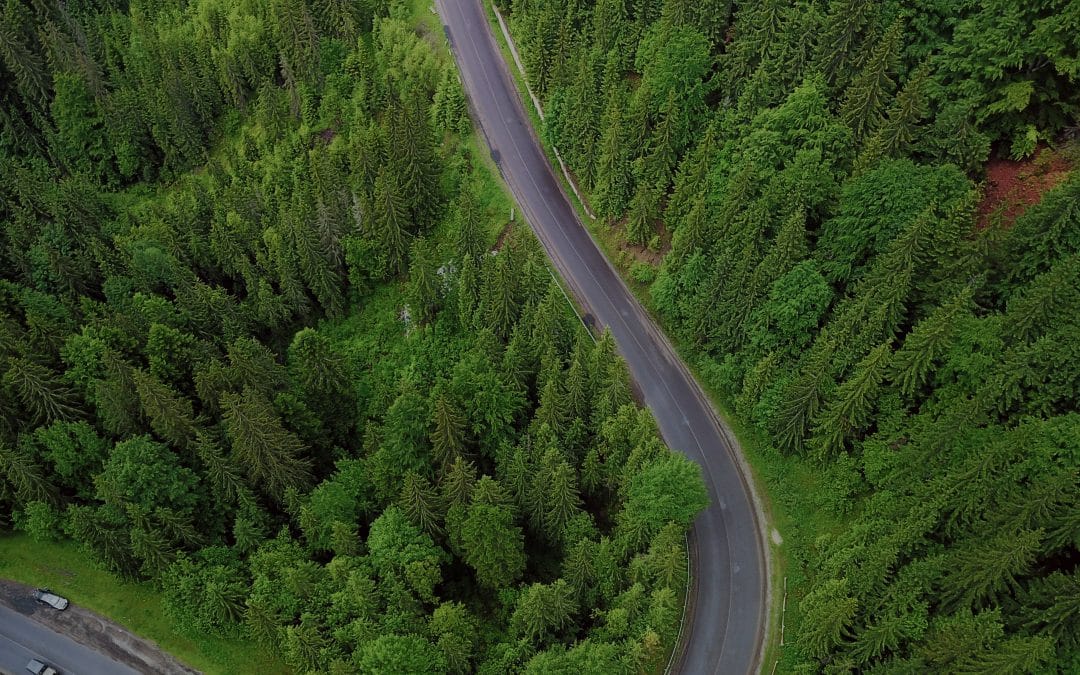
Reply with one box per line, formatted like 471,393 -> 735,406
0,579 -> 198,674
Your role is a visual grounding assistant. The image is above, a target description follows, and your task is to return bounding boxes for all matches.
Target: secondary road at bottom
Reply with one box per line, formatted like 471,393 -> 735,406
434,1 -> 769,672
0,604 -> 138,675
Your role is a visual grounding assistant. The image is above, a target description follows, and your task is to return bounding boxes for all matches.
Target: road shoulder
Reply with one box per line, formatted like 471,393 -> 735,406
0,579 -> 197,674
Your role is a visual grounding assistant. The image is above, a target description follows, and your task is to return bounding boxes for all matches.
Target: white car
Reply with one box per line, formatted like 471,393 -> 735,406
32,588 -> 69,611
26,658 -> 60,675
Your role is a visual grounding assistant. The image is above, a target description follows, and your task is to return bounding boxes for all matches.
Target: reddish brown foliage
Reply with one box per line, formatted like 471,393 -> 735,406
976,147 -> 1071,229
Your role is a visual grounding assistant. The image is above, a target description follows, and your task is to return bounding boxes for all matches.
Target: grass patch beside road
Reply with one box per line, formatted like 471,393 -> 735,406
0,534 -> 288,675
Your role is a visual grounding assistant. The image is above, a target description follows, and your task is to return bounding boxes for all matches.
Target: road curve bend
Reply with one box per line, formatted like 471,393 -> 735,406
433,1 -> 770,673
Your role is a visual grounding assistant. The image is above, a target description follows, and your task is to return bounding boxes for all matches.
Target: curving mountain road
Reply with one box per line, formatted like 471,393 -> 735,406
433,1 -> 770,673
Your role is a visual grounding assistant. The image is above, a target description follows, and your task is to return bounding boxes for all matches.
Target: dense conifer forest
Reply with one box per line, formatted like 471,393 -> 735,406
503,0 -> 1080,671
0,0 -> 711,672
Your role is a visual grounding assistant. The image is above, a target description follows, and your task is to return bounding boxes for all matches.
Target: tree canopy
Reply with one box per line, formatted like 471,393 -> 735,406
0,1 -> 708,671
505,0 -> 1080,670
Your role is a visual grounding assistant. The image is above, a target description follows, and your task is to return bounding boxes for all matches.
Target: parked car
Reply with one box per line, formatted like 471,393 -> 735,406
32,588 -> 68,611
26,658 -> 60,675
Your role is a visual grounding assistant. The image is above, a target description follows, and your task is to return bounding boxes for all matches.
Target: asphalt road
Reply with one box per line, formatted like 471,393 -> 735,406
434,1 -> 769,672
0,605 -> 138,675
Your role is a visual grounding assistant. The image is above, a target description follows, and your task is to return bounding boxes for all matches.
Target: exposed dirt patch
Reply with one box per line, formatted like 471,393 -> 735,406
0,579 -> 198,675
39,566 -> 76,578
976,146 -> 1071,229
493,219 -> 513,251
309,125 -> 339,148
416,22 -> 441,51
609,216 -> 671,267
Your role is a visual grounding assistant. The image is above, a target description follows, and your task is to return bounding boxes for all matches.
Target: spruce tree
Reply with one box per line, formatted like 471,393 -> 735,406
664,121 -> 716,233
429,602 -> 478,674
202,572 -> 248,628
284,614 -> 329,673
562,538 -> 597,601
530,282 -> 571,357
593,88 -> 633,221
430,389 -> 466,472
798,579 -> 858,659
287,328 -> 350,402
848,607 -> 924,665
625,182 -> 661,246
890,287 -> 972,396
485,253 -> 518,340
3,357 -> 80,424
563,55 -> 601,187
501,326 -> 534,394
957,636 -> 1054,674
595,361 -> 633,426
0,440 -> 55,504
226,338 -> 288,399
373,167 -> 410,277
590,0 -> 628,54
642,89 -> 683,193
943,528 -> 1042,611
502,445 -> 532,513
0,1 -> 50,108
540,450 -> 582,540
770,336 -> 837,454
131,368 -> 198,450
270,0 -> 318,92
563,340 -> 591,423
408,237 -> 439,324
441,456 -> 477,508
130,523 -> 175,579
811,342 -> 892,458
1004,254 -> 1080,343
288,199 -> 344,317
534,345 -> 562,408
453,183 -> 486,263
637,524 -> 688,591
813,0 -> 876,90
733,0 -> 787,85
153,506 -> 201,548
433,67 -> 469,136
312,0 -> 362,41
221,387 -> 312,501
762,208 -> 809,280
520,6 -> 558,98
400,471 -> 444,537
511,579 -> 576,643
349,119 -> 383,211
390,95 -> 440,229
840,19 -> 903,143
1023,570 -> 1080,646
460,494 -> 525,589
667,198 -> 709,267
455,254 -> 479,329
534,376 -> 567,437
245,598 -> 283,649
856,64 -> 930,171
